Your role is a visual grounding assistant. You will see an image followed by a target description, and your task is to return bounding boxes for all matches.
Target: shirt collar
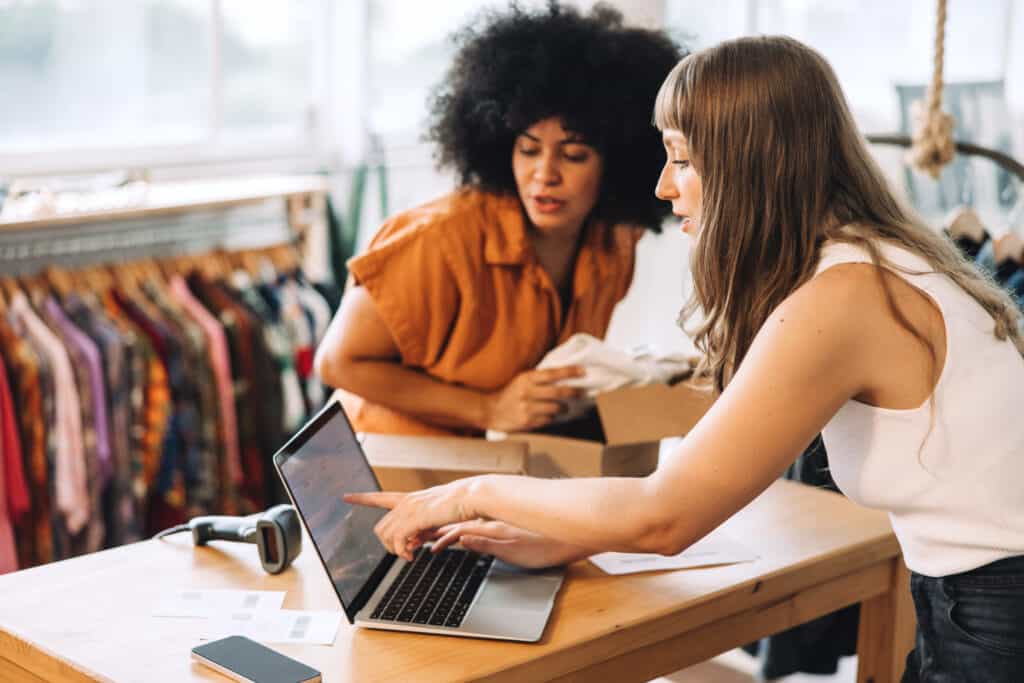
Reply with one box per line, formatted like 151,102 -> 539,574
480,190 -> 621,295
477,189 -> 614,272
483,192 -> 530,266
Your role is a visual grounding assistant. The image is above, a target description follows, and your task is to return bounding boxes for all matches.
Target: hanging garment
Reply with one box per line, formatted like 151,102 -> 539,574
143,280 -> 221,514
0,362 -> 18,574
64,293 -> 140,546
0,316 -> 53,566
9,292 -> 89,537
950,231 -> 988,260
233,271 -> 305,435
254,276 -> 314,419
1004,269 -> 1024,306
112,291 -> 191,531
0,354 -> 30,538
44,297 -> 106,553
325,193 -> 353,310
217,276 -> 288,505
187,274 -> 268,512
16,309 -> 69,562
102,291 -> 170,521
169,276 -> 242,515
292,278 -> 331,411
103,291 -> 170,508
942,205 -> 988,260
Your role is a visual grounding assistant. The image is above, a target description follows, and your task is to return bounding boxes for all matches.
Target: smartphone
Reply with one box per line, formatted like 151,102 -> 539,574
191,635 -> 321,683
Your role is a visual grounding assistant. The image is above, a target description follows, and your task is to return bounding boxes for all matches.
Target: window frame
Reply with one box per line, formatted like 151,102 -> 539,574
0,0 -> 335,178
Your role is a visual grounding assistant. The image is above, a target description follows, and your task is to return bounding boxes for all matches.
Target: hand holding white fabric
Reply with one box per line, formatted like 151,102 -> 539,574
535,334 -> 698,422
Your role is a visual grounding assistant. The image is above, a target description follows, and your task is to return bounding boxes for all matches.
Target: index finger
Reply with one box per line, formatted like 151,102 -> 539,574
532,365 -> 585,384
343,492 -> 405,509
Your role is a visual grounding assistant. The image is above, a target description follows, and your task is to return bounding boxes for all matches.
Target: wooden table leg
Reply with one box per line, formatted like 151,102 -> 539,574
855,557 -> 916,683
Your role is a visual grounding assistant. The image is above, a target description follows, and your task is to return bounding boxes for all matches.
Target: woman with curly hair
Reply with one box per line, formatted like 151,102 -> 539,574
315,3 -> 684,435
349,36 -> 1024,680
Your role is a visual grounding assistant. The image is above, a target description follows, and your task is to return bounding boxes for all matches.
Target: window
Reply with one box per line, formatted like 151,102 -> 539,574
220,1 -> 317,139
666,0 -> 1017,132
0,0 -> 322,171
366,0 -> 548,140
665,0 -> 1023,223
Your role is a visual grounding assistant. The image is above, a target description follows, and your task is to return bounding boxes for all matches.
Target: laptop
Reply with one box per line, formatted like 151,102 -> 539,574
272,401 -> 565,642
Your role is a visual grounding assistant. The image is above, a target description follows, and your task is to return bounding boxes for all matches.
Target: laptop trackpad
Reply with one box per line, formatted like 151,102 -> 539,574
461,565 -> 563,641
474,570 -> 561,612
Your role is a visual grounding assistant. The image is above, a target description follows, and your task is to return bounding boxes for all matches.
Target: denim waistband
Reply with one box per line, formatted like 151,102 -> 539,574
932,554 -> 1024,587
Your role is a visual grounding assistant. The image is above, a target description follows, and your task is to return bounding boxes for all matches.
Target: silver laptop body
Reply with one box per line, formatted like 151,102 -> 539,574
273,401 -> 564,642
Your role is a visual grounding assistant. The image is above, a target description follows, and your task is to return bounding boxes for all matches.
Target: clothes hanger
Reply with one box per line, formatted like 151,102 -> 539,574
80,265 -> 112,295
0,276 -> 21,304
193,250 -> 224,281
40,266 -> 74,301
993,232 -> 1023,265
217,249 -> 238,279
165,254 -> 195,279
17,272 -> 47,307
154,257 -> 175,281
225,248 -> 248,275
269,243 -> 300,276
110,260 -> 142,297
944,206 -> 987,243
138,258 -> 169,295
69,266 -> 91,294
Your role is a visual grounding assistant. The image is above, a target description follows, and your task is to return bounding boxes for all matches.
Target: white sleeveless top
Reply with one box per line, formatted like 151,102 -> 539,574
815,240 -> 1024,577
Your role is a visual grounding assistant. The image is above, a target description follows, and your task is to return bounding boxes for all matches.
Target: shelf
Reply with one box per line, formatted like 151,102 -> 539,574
0,174 -> 329,232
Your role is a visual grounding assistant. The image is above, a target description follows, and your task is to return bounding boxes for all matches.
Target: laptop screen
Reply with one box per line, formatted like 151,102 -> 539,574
276,404 -> 390,614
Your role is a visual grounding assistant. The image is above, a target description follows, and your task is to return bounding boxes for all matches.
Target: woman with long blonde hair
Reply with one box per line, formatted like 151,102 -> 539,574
347,36 -> 1024,681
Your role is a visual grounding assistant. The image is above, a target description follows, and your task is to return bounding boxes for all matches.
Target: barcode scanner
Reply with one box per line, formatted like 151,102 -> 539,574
155,504 -> 303,574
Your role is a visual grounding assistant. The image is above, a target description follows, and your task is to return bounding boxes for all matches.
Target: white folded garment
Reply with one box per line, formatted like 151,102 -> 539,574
536,333 -> 696,422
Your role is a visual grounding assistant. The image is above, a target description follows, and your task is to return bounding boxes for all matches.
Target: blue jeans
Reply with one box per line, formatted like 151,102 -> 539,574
902,555 -> 1024,682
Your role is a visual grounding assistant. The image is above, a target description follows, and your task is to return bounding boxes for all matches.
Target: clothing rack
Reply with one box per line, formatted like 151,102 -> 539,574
0,175 -> 330,276
866,133 -> 1024,184
0,174 -> 336,576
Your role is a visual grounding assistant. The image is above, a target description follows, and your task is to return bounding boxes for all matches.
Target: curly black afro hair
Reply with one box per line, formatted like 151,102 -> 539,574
426,1 -> 685,232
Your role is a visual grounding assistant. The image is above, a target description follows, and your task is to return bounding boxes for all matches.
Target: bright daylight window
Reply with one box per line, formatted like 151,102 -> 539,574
666,0 -> 1016,132
367,0 -> 548,139
665,0 -> 1023,224
0,0 -> 318,163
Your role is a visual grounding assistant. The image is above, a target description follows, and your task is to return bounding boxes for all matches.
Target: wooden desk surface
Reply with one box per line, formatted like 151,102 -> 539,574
0,480 -> 901,683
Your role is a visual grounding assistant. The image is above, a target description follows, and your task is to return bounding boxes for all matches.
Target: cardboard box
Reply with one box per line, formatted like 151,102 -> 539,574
355,380 -> 714,488
361,433 -> 528,492
500,380 -> 716,478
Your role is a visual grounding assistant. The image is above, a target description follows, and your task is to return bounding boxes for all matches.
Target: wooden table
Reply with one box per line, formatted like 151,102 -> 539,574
0,480 -> 915,682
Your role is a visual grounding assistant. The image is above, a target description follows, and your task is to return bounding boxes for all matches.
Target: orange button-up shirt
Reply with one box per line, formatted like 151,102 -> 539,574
338,188 -> 643,435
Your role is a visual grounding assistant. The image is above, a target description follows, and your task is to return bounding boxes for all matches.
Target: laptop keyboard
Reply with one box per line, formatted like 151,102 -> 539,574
369,547 -> 494,628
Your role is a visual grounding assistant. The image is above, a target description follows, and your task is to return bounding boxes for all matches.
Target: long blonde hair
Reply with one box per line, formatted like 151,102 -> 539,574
653,35 -> 1023,392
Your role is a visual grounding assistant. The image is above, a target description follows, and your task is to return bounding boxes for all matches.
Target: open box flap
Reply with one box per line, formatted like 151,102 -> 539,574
361,434 -> 526,473
595,381 -> 715,446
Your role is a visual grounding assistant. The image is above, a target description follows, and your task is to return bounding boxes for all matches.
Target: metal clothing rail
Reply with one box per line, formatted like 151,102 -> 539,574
0,175 -> 329,277
866,133 -> 1024,184
0,200 -> 291,276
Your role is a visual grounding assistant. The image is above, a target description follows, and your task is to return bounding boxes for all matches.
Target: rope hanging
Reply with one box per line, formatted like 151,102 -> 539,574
907,0 -> 956,179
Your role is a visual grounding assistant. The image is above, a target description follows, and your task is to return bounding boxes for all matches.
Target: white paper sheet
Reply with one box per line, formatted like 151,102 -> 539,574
589,533 -> 758,575
152,589 -> 286,617
199,609 -> 342,646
